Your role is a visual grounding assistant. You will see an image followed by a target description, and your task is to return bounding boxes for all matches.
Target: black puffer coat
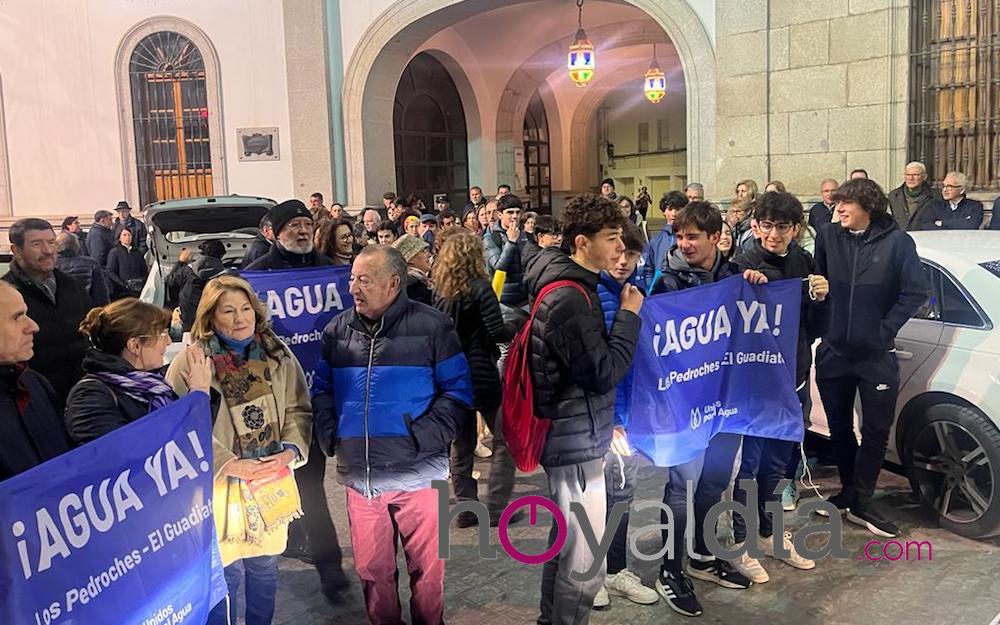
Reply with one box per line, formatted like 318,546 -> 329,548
522,248 -> 640,468
56,250 -> 110,306
731,240 -> 832,385
64,350 -> 169,444
434,277 -> 514,412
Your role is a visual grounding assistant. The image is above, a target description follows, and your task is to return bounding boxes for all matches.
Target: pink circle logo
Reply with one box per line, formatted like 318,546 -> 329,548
498,495 -> 566,565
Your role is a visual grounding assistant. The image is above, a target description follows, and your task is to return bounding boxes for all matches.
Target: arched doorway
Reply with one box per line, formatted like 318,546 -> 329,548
128,31 -> 213,207
523,92 -> 551,214
393,52 -> 469,209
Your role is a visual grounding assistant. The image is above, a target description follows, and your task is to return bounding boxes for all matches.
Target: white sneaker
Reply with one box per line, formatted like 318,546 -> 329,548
593,584 -> 610,609
474,442 -> 493,458
732,543 -> 769,583
604,569 -> 659,605
760,531 -> 815,570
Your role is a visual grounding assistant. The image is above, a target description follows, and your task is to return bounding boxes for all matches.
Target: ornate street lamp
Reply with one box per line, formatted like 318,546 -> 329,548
567,0 -> 595,87
644,43 -> 666,104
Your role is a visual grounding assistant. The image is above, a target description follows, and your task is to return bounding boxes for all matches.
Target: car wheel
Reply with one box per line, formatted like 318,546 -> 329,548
903,403 -> 1000,539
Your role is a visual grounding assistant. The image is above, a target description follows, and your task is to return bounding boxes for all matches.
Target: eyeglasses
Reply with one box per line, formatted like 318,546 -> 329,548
941,184 -> 963,190
758,221 -> 794,235
138,330 -> 171,340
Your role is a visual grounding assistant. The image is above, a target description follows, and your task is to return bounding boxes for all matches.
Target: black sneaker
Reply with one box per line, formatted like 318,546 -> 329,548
685,558 -> 753,589
815,492 -> 851,518
655,569 -> 703,617
847,502 -> 899,538
489,508 -> 527,527
456,510 -> 481,528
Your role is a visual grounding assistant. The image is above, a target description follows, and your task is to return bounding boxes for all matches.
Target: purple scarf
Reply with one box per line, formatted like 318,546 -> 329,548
89,370 -> 175,412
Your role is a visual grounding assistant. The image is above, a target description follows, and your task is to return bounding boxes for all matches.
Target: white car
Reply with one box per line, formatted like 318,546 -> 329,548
808,230 -> 1000,539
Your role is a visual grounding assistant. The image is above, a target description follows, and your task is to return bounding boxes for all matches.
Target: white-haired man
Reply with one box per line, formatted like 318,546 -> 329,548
923,171 -> 984,230
887,162 -> 939,231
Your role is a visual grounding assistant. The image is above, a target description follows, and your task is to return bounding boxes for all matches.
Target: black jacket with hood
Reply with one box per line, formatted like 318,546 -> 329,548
523,247 -> 640,468
731,240 -> 832,384
651,246 -> 737,295
814,217 -> 926,361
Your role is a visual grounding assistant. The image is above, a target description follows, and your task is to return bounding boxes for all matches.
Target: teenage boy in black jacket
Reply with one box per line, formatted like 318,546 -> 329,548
649,203 -> 767,619
814,178 -> 926,538
729,192 -> 831,581
523,194 -> 642,625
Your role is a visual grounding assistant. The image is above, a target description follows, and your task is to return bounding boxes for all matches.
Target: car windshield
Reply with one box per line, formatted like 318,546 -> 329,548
980,260 -> 1000,279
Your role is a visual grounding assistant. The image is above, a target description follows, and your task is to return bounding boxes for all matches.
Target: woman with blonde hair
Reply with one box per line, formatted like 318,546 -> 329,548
166,275 -> 311,625
431,231 -> 514,527
66,298 -> 211,444
735,178 -> 759,201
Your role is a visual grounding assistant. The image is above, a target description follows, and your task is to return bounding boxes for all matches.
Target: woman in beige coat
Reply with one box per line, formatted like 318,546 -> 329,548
166,275 -> 311,625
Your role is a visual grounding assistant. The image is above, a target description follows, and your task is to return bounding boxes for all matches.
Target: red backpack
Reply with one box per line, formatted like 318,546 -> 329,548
502,279 -> 591,472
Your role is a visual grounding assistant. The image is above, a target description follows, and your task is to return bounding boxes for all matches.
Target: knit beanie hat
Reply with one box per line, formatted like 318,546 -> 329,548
392,233 -> 429,262
270,199 -> 313,235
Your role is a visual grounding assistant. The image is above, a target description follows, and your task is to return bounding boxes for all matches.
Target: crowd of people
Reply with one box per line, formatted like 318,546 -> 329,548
0,163 -> 996,625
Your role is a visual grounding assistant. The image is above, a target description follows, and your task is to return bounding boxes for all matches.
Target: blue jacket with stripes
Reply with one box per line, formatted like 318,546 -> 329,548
312,291 -> 474,496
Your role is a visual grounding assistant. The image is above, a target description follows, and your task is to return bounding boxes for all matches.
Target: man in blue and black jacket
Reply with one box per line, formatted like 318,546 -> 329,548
814,177 -> 926,539
312,245 -> 473,625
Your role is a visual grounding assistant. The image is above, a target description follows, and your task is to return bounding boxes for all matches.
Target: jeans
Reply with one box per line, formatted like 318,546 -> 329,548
207,555 -> 278,625
732,436 -> 795,542
346,487 -> 444,625
816,345 -> 899,503
603,450 -> 639,575
450,407 -> 478,501
482,407 -> 517,514
661,432 -> 742,572
539,458 -> 606,625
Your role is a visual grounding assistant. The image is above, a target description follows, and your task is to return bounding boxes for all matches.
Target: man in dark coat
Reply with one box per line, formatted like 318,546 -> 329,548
815,178 -> 926,538
244,199 -> 333,271
522,194 -> 641,625
113,201 -> 148,256
313,245 -> 472,625
56,231 -> 109,306
165,240 -> 235,332
240,213 -> 274,268
240,198 -> 344,601
60,216 -> 89,255
0,281 -> 72,480
886,161 -> 939,231
808,178 -> 838,232
2,219 -> 92,407
484,194 -> 530,309
86,210 -> 117,266
921,171 -> 984,230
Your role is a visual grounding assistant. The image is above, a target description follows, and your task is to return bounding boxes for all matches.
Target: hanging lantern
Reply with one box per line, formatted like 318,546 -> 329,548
567,0 -> 595,87
644,44 -> 666,104
644,60 -> 666,104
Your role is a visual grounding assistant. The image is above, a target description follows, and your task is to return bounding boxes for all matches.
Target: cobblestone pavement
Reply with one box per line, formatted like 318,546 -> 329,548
263,452 -> 1000,625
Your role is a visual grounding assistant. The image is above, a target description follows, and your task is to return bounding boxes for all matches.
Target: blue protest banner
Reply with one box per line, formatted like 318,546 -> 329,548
629,275 -> 803,467
0,392 -> 226,625
242,265 -> 354,387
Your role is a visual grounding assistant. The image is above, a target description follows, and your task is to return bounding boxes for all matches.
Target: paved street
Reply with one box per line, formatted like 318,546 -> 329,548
269,452 -> 1000,625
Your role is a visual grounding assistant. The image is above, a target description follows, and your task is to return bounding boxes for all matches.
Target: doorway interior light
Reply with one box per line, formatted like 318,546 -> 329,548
644,43 -> 666,104
567,0 -> 595,87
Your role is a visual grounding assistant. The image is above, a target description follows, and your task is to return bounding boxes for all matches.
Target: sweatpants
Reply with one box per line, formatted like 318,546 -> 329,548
815,344 -> 900,504
603,450 -> 640,575
661,432 -> 742,572
346,487 -> 444,625
539,458 -> 607,625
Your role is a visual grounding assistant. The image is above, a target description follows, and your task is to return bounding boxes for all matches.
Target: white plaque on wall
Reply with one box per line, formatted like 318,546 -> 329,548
237,127 -> 280,161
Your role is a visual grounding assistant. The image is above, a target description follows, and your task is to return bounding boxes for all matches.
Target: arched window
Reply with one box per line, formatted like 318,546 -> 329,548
393,53 -> 469,209
128,31 -> 214,206
909,0 -> 1000,190
523,92 -> 551,214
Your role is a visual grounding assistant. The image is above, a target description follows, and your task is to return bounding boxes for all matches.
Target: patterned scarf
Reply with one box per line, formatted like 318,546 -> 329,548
206,333 -> 302,544
88,370 -> 175,412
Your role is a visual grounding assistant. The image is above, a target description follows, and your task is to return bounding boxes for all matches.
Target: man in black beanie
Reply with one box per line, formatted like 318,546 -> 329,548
240,198 -> 347,602
244,199 -> 333,270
